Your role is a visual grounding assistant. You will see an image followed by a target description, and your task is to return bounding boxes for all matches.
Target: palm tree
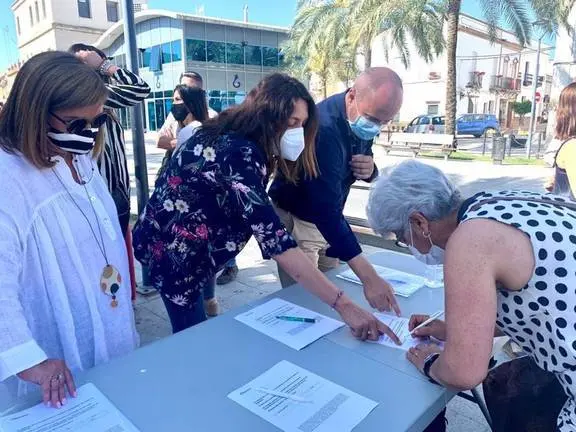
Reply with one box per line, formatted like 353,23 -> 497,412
292,0 -> 446,72
444,0 -> 574,135
281,34 -> 358,98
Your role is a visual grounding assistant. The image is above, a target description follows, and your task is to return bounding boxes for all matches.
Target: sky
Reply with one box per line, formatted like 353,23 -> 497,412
0,0 -> 554,71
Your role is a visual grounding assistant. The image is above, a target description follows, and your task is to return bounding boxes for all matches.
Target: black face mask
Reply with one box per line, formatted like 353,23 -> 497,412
171,103 -> 189,122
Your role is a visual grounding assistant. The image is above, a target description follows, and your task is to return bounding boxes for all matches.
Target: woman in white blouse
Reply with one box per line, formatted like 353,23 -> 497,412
0,52 -> 138,407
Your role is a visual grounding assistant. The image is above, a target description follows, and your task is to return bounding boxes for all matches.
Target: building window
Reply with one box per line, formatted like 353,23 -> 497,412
226,43 -> 244,65
106,1 -> 118,22
207,41 -> 226,63
149,46 -> 162,72
29,6 -> 33,26
186,39 -> 207,62
161,42 -> 172,64
42,0 -> 46,18
16,17 -> 21,35
427,104 -> 439,115
77,0 -> 91,18
35,1 -> 40,22
171,40 -> 182,62
245,45 -> 262,66
262,47 -> 279,67
141,47 -> 151,67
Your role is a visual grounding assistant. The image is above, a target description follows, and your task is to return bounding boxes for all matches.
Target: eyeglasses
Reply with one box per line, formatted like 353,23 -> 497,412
51,112 -> 109,134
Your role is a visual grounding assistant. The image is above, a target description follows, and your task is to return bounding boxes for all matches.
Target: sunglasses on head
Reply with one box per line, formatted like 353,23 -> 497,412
51,112 -> 109,134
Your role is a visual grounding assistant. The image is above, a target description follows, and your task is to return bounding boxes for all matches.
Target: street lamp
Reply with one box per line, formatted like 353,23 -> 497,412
526,19 -> 549,158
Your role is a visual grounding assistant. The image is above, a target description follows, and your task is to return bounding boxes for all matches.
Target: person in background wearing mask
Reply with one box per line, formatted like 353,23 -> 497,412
133,73 -> 401,338
166,83 -> 220,316
158,72 -> 239,286
269,68 -> 403,315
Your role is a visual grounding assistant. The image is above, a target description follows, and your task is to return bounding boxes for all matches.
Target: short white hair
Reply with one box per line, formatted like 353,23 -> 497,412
367,160 -> 463,237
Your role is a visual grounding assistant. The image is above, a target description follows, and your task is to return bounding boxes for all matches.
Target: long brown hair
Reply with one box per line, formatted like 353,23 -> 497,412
556,82 -> 576,141
0,51 -> 108,168
201,73 -> 318,183
174,84 -> 209,125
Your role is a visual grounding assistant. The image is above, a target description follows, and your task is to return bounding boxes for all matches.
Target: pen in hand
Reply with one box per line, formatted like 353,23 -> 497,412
409,311 -> 444,336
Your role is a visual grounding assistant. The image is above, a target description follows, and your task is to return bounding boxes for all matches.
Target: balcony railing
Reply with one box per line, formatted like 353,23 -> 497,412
490,75 -> 521,91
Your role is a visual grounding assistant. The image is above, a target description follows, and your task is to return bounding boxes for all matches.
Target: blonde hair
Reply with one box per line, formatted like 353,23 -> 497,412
0,51 -> 108,168
556,82 -> 576,141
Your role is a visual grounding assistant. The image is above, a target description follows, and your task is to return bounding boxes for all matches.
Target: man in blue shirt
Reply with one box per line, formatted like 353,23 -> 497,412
269,67 -> 403,313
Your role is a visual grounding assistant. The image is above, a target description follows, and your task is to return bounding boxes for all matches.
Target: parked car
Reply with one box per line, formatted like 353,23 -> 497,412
456,113 -> 499,137
405,115 -> 446,134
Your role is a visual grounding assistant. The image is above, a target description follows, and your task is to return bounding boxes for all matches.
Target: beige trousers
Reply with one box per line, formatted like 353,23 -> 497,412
274,205 -> 340,287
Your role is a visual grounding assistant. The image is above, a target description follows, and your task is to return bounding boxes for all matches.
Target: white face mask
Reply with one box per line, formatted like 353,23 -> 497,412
280,127 -> 305,161
408,225 -> 445,265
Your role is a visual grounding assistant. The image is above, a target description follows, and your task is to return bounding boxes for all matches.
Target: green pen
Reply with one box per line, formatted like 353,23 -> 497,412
276,315 -> 316,323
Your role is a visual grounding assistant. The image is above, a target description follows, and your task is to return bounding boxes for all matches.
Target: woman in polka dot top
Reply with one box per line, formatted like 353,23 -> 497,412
367,159 -> 576,431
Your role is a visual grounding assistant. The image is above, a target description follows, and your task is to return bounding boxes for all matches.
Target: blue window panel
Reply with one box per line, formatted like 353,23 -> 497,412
150,46 -> 162,72
186,39 -> 207,62
161,42 -> 172,64
147,101 -> 157,131
263,47 -> 279,67
171,40 -> 182,62
207,41 -> 226,63
245,45 -> 262,66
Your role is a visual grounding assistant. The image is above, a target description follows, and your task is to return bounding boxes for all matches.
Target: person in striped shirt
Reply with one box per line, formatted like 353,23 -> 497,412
69,44 -> 151,237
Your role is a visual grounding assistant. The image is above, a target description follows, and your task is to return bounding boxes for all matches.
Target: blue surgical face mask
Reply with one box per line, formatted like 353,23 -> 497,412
348,100 -> 381,140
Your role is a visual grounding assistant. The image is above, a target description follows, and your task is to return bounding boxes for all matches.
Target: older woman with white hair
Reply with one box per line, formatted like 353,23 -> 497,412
367,160 -> 576,431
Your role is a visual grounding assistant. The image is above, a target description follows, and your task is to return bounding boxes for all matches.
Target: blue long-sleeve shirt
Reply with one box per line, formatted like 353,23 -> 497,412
269,91 -> 377,262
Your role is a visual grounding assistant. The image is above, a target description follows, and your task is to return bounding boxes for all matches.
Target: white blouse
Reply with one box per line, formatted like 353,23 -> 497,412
0,151 -> 138,400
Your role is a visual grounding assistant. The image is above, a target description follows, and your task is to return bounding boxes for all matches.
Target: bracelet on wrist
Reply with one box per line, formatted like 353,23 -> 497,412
331,290 -> 344,309
98,59 -> 114,75
423,352 -> 441,385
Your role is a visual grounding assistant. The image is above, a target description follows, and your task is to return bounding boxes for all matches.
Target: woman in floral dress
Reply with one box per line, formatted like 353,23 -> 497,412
133,73 -> 400,338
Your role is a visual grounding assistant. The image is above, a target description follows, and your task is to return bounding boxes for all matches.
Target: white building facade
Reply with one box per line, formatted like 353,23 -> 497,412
11,0 -> 148,61
547,6 -> 576,136
95,10 -> 288,131
372,14 -> 554,128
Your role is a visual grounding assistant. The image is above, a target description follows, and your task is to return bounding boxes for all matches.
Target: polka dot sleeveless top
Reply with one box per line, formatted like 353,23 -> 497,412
459,190 -> 576,431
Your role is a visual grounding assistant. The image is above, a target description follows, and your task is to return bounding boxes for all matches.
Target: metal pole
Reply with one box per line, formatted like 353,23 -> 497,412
526,36 -> 542,158
122,0 -> 152,289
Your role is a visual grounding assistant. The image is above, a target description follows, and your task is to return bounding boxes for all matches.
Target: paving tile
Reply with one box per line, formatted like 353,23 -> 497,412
445,411 -> 488,432
140,296 -> 169,321
133,305 -> 172,346
447,394 -> 490,427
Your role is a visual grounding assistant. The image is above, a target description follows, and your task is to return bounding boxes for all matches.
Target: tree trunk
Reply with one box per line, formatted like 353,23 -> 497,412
363,38 -> 372,70
445,0 -> 461,136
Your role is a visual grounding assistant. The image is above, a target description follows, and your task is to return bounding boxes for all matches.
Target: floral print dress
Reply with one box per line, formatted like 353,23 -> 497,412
132,131 -> 297,308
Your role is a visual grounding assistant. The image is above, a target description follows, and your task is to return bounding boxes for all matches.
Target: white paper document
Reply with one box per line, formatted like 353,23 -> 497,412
0,383 -> 139,432
373,313 -> 444,352
337,265 -> 425,297
228,360 -> 378,432
235,298 -> 345,350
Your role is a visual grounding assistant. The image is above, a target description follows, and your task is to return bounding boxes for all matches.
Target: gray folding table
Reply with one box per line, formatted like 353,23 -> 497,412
0,250 -> 456,432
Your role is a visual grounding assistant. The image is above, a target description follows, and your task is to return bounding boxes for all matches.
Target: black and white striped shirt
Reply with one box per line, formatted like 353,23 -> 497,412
99,68 -> 150,223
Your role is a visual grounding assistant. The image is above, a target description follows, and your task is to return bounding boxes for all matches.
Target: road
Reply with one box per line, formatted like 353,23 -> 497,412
123,133 -> 552,223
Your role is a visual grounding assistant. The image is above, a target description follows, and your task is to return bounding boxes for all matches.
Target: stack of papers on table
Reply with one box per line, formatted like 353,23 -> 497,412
0,383 -> 139,432
235,298 -> 345,350
337,264 -> 425,297
228,360 -> 378,432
